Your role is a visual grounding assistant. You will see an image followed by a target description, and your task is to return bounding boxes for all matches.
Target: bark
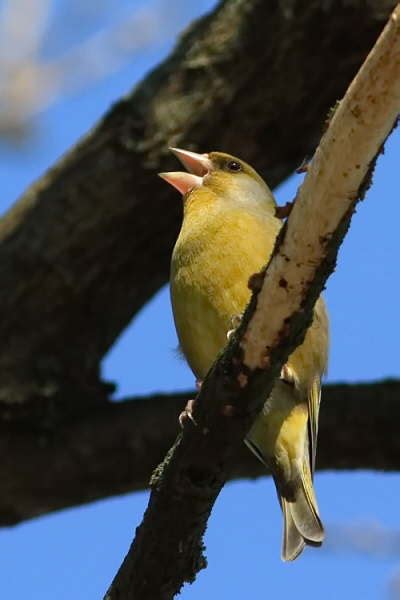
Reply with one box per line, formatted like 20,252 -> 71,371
104,7 -> 400,598
0,0 -> 394,423
2,380 -> 399,528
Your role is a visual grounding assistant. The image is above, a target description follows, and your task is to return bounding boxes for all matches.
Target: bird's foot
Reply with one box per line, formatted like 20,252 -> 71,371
227,314 -> 242,340
280,364 -> 298,387
179,398 -> 198,428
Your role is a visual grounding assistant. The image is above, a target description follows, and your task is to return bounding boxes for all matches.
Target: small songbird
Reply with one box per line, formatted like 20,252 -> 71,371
160,148 -> 329,561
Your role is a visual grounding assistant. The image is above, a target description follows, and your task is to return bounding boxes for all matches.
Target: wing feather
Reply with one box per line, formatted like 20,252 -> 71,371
308,376 -> 321,474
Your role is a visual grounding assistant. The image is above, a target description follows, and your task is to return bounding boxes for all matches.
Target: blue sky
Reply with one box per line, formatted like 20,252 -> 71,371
0,2 -> 399,598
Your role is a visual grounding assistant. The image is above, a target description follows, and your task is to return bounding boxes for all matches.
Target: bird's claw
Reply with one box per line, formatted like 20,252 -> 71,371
280,364 -> 298,387
227,314 -> 242,340
179,398 -> 198,428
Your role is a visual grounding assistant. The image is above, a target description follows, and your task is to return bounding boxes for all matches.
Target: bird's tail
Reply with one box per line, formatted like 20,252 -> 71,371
280,456 -> 324,562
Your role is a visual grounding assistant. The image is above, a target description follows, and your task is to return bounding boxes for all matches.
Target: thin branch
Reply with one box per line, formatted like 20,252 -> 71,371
1,380 -> 399,527
104,5 -> 400,599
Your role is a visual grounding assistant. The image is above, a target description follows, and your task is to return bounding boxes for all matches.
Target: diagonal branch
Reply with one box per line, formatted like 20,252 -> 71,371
105,6 -> 400,599
0,0 -> 394,423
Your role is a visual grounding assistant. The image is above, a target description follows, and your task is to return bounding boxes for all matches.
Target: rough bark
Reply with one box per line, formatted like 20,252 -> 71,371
2,380 -> 399,528
104,7 -> 400,598
0,0 -> 395,423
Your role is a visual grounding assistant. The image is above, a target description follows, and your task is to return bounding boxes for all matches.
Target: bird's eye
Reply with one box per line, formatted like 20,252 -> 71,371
227,160 -> 242,172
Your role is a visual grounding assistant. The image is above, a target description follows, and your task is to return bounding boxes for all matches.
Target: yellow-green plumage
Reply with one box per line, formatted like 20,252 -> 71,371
167,150 -> 329,561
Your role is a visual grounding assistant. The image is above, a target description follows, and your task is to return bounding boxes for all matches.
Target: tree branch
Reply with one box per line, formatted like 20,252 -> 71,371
0,0 -> 394,422
1,380 -> 399,527
104,6 -> 400,599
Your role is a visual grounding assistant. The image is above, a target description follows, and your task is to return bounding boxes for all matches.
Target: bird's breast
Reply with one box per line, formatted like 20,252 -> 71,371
170,208 -> 280,379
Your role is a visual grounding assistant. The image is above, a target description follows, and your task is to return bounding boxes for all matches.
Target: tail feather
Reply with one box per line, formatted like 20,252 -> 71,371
299,459 -> 323,540
281,460 -> 323,562
281,499 -> 305,561
289,482 -> 324,544
280,456 -> 324,561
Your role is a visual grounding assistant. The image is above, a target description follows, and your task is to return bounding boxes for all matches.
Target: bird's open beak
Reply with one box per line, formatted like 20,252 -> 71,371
158,172 -> 203,195
169,148 -> 211,176
159,147 -> 212,195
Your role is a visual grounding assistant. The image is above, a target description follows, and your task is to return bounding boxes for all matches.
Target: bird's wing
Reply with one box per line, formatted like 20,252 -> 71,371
308,375 -> 321,474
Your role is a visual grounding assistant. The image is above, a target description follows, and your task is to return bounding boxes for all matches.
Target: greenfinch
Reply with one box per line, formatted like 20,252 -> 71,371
160,148 -> 329,561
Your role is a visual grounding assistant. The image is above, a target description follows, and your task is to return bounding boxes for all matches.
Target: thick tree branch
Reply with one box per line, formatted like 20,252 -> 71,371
0,0 -> 394,421
105,6 -> 400,599
1,380 -> 399,527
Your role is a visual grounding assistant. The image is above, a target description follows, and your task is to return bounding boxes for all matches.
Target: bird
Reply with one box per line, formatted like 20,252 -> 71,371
160,147 -> 329,561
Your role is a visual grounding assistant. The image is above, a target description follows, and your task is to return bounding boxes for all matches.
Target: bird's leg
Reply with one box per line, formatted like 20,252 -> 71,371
227,313 -> 242,340
178,380 -> 202,428
280,364 -> 299,388
179,400 -> 197,428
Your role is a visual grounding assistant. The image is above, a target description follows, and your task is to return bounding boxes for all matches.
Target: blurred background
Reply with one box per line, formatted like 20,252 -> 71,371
0,1 -> 399,598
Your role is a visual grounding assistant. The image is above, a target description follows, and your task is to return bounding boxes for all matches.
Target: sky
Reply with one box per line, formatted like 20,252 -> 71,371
0,1 -> 399,599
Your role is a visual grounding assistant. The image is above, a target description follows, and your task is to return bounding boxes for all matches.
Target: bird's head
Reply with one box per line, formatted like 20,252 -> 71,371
159,148 -> 276,213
